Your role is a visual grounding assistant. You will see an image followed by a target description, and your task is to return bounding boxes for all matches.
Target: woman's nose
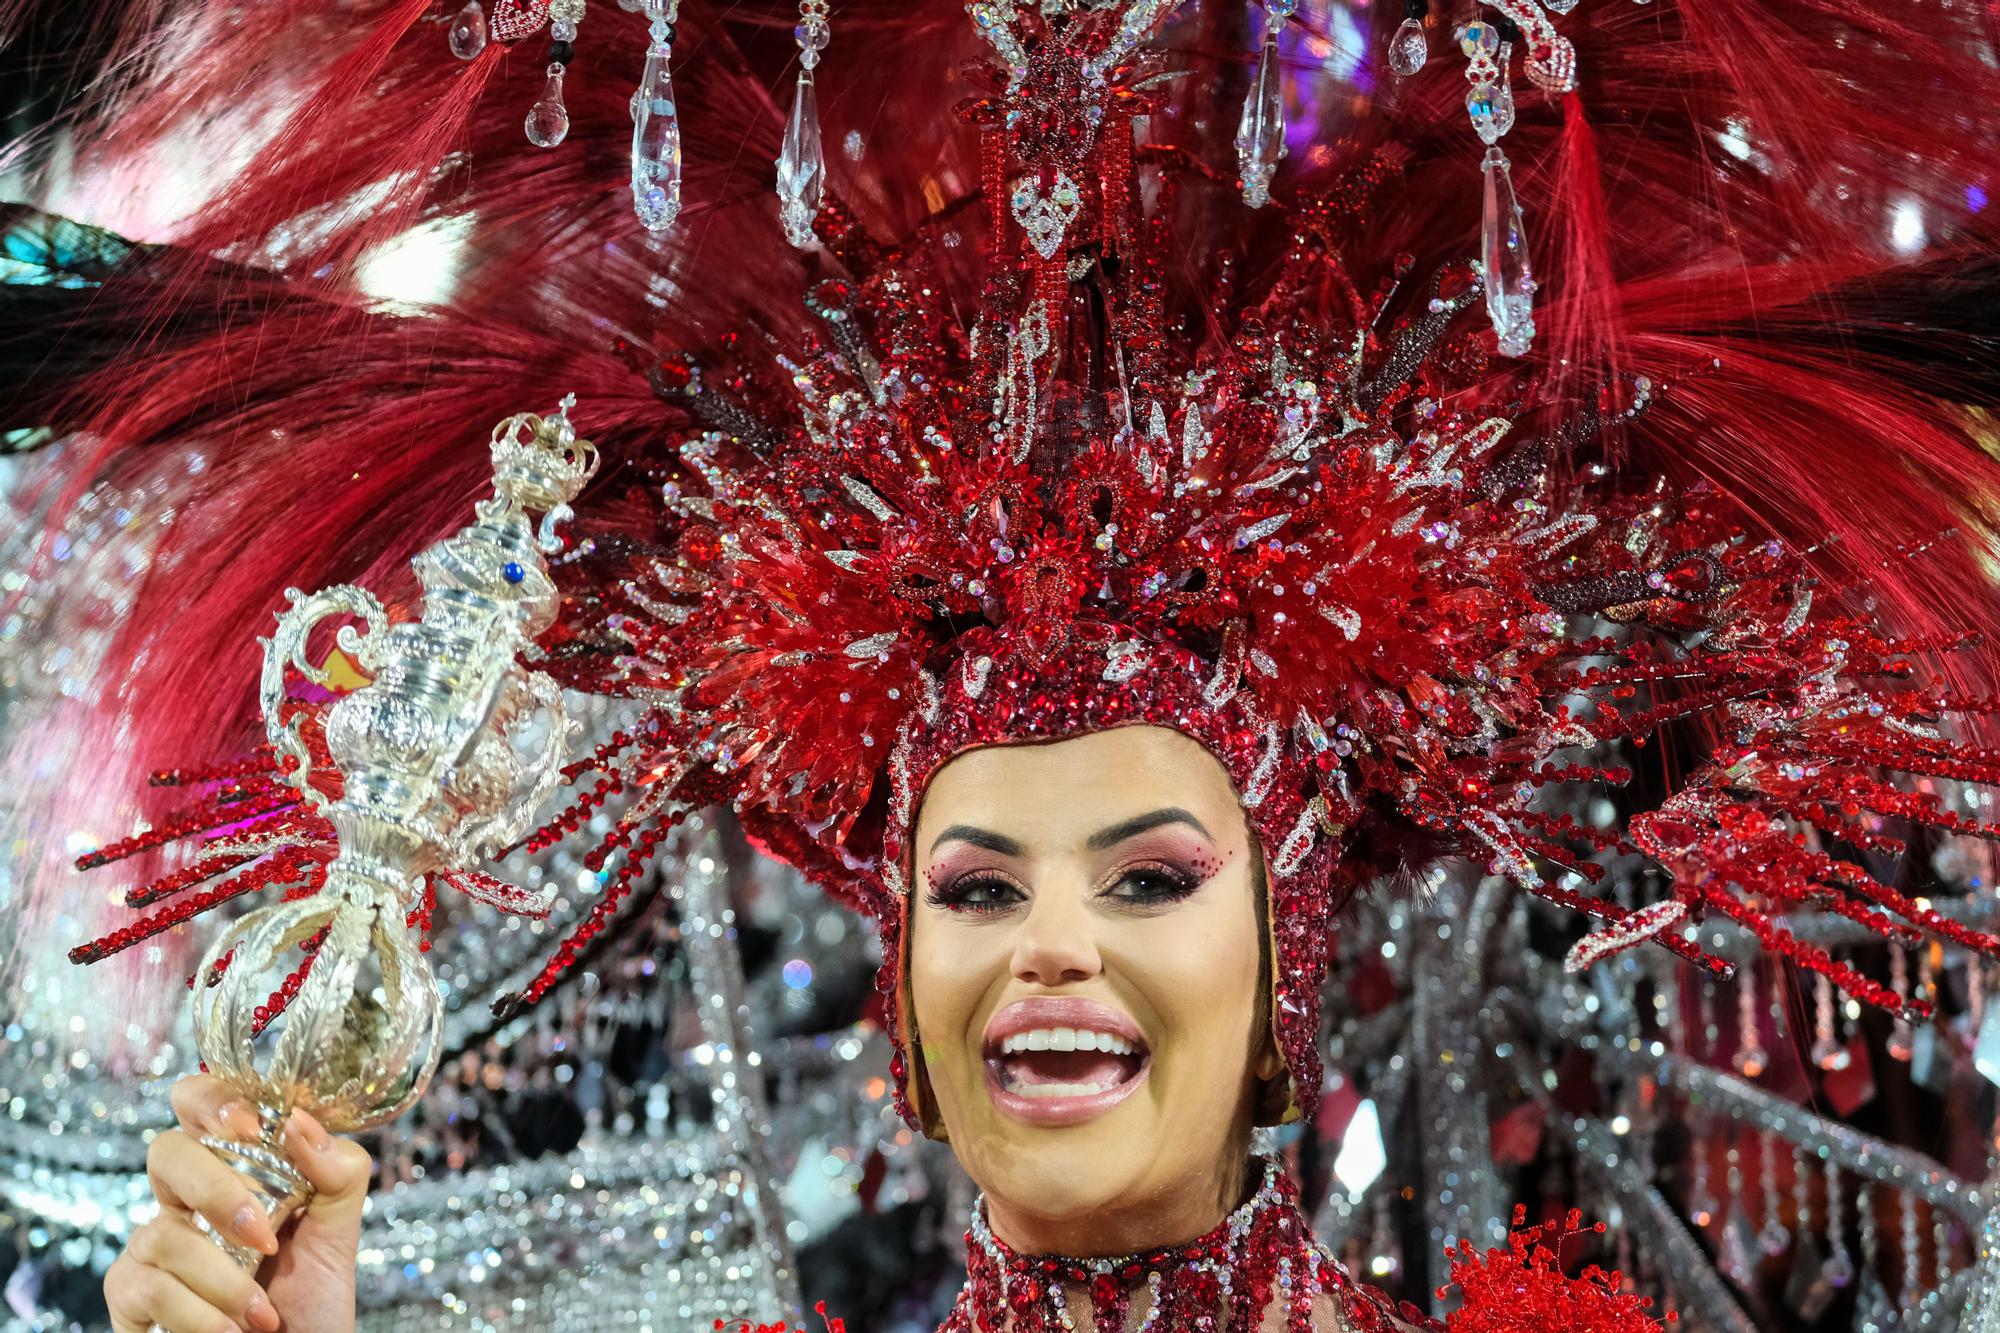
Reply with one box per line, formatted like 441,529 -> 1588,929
1008,881 -> 1102,987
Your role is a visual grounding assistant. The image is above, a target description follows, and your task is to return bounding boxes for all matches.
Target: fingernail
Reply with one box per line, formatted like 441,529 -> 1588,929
233,1202 -> 278,1256
247,1290 -> 281,1332
288,1107 -> 331,1152
217,1101 -> 258,1141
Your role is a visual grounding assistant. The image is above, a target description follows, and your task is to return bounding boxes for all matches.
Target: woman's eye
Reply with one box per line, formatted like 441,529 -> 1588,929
927,876 -> 1025,913
1106,865 -> 1198,903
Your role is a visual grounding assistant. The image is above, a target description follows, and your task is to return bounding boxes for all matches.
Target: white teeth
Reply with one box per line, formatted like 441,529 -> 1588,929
1015,1081 -> 1114,1099
998,1027 -> 1140,1056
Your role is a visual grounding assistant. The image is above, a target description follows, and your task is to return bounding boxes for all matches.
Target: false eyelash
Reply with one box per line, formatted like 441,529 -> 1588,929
925,873 -> 1027,914
1099,860 -> 1203,905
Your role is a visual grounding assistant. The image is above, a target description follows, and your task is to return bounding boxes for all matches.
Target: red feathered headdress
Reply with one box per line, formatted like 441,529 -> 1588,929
39,0 -> 2000,1136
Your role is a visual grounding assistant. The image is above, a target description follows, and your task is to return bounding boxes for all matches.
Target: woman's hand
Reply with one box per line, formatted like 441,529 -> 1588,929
105,1075 -> 373,1333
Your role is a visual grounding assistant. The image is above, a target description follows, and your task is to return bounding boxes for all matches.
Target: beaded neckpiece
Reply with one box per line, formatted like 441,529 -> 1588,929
939,1161 -> 1435,1333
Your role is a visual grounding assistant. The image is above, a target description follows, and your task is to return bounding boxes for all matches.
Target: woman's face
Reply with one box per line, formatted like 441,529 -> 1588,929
909,725 -> 1277,1253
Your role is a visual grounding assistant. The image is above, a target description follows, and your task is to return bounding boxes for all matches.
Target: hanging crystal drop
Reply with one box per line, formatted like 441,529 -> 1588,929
1716,1217 -> 1756,1288
1386,18 -> 1427,77
1542,0 -> 1579,11
1479,146 -> 1535,357
1466,65 -> 1514,144
631,34 -> 682,230
1235,31 -> 1286,209
776,70 -> 824,248
448,1 -> 488,59
1811,1034 -> 1852,1071
525,63 -> 571,148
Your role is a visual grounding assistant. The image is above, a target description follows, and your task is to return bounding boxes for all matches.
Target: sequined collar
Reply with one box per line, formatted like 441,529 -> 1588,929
936,1159 -> 1434,1333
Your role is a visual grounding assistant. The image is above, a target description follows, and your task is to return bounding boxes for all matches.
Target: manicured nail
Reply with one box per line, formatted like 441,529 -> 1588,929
232,1202 -> 279,1256
247,1289 -> 281,1332
216,1101 -> 258,1141
288,1107 -> 331,1152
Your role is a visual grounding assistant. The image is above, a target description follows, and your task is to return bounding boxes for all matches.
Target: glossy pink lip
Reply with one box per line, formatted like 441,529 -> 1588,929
980,997 -> 1152,1128
982,996 -> 1148,1052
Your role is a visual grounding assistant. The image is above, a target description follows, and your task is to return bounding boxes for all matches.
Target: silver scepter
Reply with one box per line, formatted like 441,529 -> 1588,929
181,400 -> 596,1267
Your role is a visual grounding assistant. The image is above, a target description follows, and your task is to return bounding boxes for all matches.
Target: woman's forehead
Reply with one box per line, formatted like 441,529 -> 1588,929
915,727 -> 1244,846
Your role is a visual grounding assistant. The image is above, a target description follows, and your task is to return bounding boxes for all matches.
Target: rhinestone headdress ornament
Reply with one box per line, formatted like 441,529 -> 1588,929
72,0 -> 2000,1143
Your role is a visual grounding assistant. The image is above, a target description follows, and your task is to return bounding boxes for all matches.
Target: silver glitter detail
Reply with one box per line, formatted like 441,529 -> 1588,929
839,475 -> 896,521
843,631 -> 898,658
918,668 -> 943,723
1102,639 -> 1150,682
1463,808 -> 1542,888
1240,721 -> 1282,808
1203,626 -> 1244,707
1563,899 -> 1688,974
889,722 -> 918,830
1011,171 -> 1083,260
1463,417 -> 1511,456
1234,514 -> 1288,546
963,653 -> 994,699
1780,587 -> 1814,637
1271,800 -> 1321,876
1239,466 -> 1303,494
1515,511 -> 1598,554
1318,603 -> 1361,640
825,549 -> 869,571
1180,400 -> 1211,472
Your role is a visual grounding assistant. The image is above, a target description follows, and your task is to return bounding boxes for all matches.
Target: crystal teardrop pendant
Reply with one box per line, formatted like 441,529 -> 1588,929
776,70 -> 824,248
631,41 -> 683,231
1465,79 -> 1515,145
448,0 -> 488,59
1235,32 -> 1285,209
1811,1034 -> 1852,1071
525,63 -> 571,148
1479,146 -> 1536,358
1386,18 -> 1427,77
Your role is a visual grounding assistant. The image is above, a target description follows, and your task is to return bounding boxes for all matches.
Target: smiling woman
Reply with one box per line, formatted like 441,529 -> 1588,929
29,0 -> 2000,1326
905,727 -> 1421,1331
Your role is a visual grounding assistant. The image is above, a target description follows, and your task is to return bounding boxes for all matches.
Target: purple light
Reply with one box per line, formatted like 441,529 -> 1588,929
1968,183 -> 1990,214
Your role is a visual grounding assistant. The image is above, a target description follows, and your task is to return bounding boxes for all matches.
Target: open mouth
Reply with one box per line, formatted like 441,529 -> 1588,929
981,997 -> 1152,1127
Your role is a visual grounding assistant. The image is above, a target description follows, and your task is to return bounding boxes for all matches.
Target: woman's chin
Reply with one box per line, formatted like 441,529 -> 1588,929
952,1083 -> 1161,1215
973,1133 -> 1147,1228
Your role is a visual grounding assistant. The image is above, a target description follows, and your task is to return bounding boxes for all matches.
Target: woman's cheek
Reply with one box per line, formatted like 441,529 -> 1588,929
1132,884 -> 1264,1068
912,916 -> 991,1090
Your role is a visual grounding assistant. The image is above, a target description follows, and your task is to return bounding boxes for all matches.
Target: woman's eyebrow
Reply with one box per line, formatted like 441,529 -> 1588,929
1086,807 -> 1212,850
928,825 -> 1024,856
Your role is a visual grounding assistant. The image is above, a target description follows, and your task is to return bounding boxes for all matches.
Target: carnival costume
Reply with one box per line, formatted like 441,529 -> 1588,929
10,0 -> 2000,1326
